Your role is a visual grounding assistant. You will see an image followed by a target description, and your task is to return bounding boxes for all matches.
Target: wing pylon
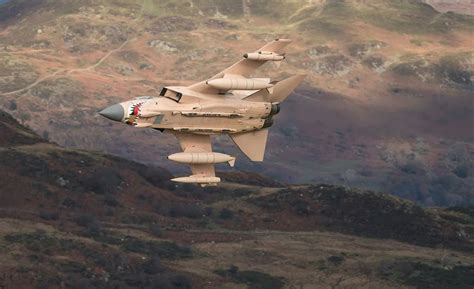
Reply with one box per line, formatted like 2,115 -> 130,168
169,131 -> 235,186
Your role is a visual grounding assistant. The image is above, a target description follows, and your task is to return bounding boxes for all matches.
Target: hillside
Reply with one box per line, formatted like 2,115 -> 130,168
0,0 -> 472,208
1,111 -> 474,288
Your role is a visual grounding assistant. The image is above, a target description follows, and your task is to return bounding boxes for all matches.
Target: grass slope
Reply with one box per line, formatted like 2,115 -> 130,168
0,110 -> 473,288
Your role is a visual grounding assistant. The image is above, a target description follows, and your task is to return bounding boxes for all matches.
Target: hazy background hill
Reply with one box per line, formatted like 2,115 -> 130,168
0,0 -> 473,206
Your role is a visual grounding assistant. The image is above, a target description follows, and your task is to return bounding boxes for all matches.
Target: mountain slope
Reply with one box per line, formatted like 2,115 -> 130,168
0,110 -> 473,289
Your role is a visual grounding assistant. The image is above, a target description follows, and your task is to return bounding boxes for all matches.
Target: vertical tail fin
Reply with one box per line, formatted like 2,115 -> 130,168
235,75 -> 304,161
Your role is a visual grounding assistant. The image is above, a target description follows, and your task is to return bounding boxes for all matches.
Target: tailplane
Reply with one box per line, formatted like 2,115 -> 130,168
245,74 -> 305,102
236,75 -> 304,161
230,129 -> 269,161
269,74 -> 305,102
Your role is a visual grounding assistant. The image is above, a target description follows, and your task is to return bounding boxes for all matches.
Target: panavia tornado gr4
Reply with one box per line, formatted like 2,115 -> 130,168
100,39 -> 304,186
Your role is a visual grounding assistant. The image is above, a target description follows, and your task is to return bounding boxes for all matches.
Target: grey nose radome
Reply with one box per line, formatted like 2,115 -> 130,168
99,104 -> 124,122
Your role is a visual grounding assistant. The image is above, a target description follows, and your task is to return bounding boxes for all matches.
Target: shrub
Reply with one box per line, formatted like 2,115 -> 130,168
438,54 -> 472,85
148,224 -> 163,237
58,260 -> 87,274
73,214 -> 96,227
218,208 -> 234,220
327,255 -> 345,266
81,222 -> 104,238
453,164 -> 469,179
9,100 -> 17,110
147,274 -> 192,289
291,200 -> 311,216
161,203 -> 204,219
379,260 -> 474,289
399,161 -> 425,175
39,211 -> 59,221
73,214 -> 104,237
228,265 -> 239,275
136,165 -> 173,187
35,281 -> 52,289
61,197 -> 79,209
42,131 -> 49,140
122,213 -> 157,225
215,266 -> 285,289
70,278 -> 95,289
81,168 -> 122,194
169,274 -> 192,289
122,237 -> 192,260
4,230 -> 56,253
142,256 -> 164,274
103,194 -> 120,207
204,207 -> 213,216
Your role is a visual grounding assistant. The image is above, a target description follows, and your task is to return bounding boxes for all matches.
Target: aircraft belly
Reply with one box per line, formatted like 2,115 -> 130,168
151,114 -> 263,133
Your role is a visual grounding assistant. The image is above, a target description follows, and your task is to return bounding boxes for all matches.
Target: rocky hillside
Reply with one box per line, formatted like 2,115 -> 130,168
1,110 -> 474,288
0,0 -> 472,207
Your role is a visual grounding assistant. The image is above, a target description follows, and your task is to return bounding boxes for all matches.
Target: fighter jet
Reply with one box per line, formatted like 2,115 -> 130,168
99,39 -> 304,186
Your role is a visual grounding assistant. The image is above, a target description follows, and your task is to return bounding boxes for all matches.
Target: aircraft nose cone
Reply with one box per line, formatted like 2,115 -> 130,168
99,104 -> 124,122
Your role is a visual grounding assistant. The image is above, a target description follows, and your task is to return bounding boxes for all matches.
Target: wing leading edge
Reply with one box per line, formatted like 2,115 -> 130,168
187,39 -> 292,94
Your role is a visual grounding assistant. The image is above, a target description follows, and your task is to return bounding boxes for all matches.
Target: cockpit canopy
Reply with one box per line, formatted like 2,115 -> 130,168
160,88 -> 182,102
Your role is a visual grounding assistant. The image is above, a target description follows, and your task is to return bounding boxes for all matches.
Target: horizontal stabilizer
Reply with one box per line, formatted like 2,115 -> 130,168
244,75 -> 305,103
230,129 -> 269,161
270,74 -> 305,103
244,88 -> 270,102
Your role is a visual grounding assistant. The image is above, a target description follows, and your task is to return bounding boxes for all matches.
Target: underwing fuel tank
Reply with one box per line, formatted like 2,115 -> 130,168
171,175 -> 221,184
206,78 -> 273,90
168,152 -> 236,167
244,52 -> 285,61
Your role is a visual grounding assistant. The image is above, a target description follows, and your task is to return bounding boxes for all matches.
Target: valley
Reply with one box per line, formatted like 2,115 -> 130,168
0,110 -> 473,288
0,1 -> 472,204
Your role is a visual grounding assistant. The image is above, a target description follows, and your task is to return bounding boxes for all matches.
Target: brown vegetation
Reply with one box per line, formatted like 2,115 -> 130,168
0,110 -> 473,288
